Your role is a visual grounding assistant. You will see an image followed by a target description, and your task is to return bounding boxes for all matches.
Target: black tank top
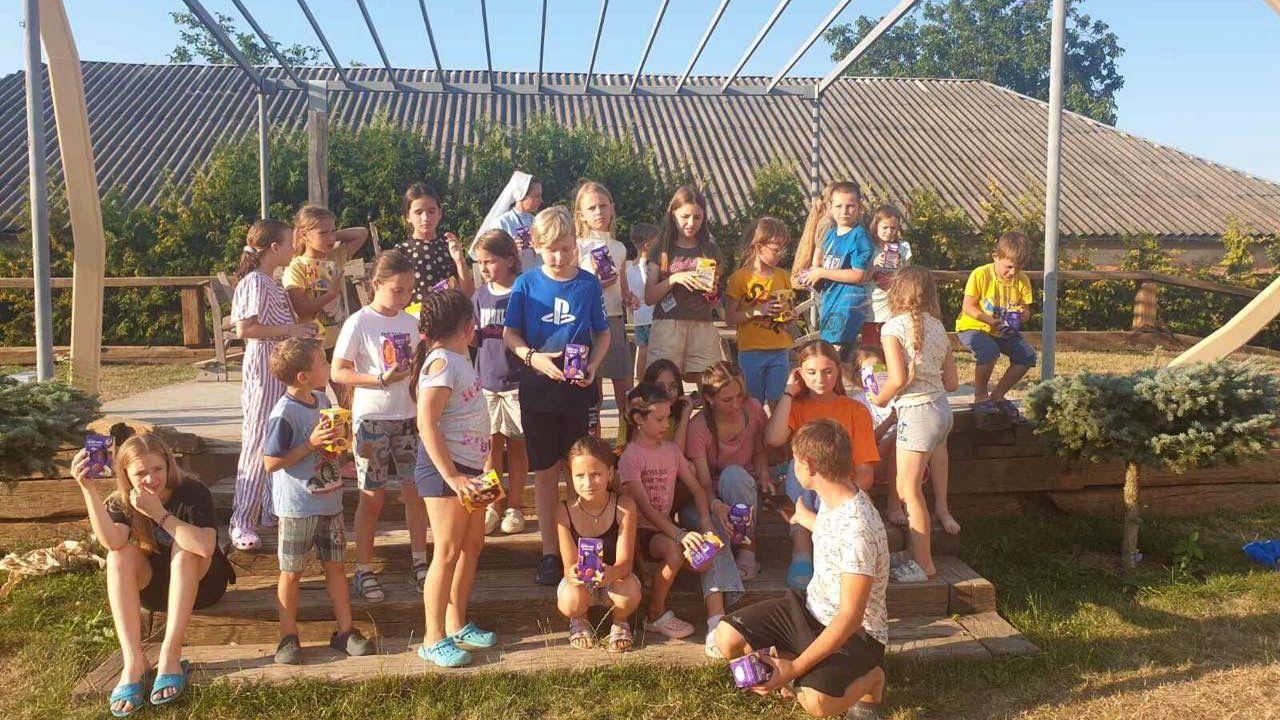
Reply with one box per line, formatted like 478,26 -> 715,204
564,495 -> 621,566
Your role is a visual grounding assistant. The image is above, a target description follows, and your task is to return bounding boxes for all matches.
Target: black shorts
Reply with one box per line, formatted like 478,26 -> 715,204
139,550 -> 232,613
723,590 -> 884,698
519,372 -> 594,472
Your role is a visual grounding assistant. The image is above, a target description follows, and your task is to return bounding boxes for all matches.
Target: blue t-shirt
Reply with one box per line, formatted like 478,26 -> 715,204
503,267 -> 609,353
818,225 -> 874,345
263,391 -> 343,519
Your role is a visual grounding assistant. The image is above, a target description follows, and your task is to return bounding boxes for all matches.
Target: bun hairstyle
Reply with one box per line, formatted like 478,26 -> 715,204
104,434 -> 185,556
234,219 -> 292,283
623,382 -> 674,446
371,249 -> 415,284
292,205 -> 336,255
407,288 -> 474,401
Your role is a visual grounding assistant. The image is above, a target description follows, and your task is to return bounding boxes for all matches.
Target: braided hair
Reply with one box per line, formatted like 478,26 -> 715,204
407,288 -> 474,401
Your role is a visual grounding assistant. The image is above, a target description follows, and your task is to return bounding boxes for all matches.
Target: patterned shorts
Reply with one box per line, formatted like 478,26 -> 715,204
278,513 -> 345,572
353,417 -> 419,491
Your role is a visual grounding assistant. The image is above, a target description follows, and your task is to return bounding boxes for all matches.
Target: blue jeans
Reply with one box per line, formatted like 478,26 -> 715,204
784,460 -> 820,514
738,349 -> 790,405
675,465 -> 754,609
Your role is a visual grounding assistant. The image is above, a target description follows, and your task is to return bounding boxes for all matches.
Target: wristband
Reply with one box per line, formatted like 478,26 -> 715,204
377,371 -> 387,389
158,511 -> 173,529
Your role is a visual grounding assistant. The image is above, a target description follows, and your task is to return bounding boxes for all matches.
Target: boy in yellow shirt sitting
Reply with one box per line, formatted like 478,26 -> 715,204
955,231 -> 1037,425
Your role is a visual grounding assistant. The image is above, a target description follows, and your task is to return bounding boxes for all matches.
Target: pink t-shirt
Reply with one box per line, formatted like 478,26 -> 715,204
686,398 -> 768,475
618,440 -> 683,531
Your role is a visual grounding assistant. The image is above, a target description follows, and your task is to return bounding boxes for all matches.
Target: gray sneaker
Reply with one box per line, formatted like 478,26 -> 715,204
889,559 -> 929,583
274,634 -> 302,665
330,628 -> 375,657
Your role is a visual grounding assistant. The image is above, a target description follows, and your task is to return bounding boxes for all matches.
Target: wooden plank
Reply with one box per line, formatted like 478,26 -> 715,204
0,346 -> 214,364
1049,482 -> 1280,518
180,287 -> 209,347
0,276 -> 215,289
887,616 -> 991,663
306,80 -> 329,208
934,557 -> 996,615
947,493 -> 1026,519
1131,281 -> 1160,330
1063,452 -> 1280,489
87,415 -> 207,454
1171,276 -> 1280,365
956,612 -> 1039,657
948,456 -> 1079,495
0,478 -> 112,520
204,283 -> 228,381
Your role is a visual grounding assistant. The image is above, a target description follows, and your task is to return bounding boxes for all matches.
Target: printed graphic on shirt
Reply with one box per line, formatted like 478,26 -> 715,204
541,297 -> 577,326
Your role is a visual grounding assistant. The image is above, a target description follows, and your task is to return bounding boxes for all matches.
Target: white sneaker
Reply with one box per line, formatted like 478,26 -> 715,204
890,559 -> 929,583
501,508 -> 527,534
704,629 -> 722,659
644,610 -> 695,639
484,505 -> 501,535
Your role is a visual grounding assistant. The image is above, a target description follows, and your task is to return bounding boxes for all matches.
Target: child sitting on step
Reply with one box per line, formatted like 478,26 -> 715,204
619,383 -> 744,659
716,419 -> 889,720
263,337 -> 374,665
555,436 -> 642,653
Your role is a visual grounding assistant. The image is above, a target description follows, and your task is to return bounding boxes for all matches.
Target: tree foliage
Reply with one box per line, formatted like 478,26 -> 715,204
0,377 -> 101,479
825,0 -> 1125,124
168,11 -> 321,66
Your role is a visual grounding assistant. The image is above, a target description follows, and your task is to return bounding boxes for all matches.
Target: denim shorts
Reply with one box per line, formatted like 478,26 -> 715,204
958,330 -> 1037,367
414,451 -> 484,500
738,349 -> 790,405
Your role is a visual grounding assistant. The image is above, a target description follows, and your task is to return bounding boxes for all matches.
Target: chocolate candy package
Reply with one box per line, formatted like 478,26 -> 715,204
881,242 -> 901,271
513,225 -> 533,250
685,532 -> 724,571
380,332 -> 412,372
319,408 -> 352,454
576,537 -> 605,587
1000,306 -> 1024,334
461,470 -> 506,513
728,503 -> 753,545
861,363 -> 887,396
695,257 -> 718,289
729,648 -> 775,688
563,343 -> 588,381
771,289 -> 794,323
429,277 -> 451,293
84,434 -> 114,478
590,245 -> 616,283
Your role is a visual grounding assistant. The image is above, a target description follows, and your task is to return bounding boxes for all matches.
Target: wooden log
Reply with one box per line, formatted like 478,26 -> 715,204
955,612 -> 1040,657
935,557 -> 997,615
180,286 -> 208,347
1062,451 -> 1280,489
948,456 -> 1079,494
1131,281 -> 1161,330
306,80 -> 329,208
0,518 -> 92,548
1048,482 -> 1280,518
87,415 -> 207,455
0,478 -> 112,520
0,276 -> 214,289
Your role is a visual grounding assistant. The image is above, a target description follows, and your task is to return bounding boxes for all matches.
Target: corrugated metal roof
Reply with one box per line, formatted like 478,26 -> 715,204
2,62 -> 1279,238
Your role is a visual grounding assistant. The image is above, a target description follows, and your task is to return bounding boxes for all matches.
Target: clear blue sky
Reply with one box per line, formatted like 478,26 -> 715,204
4,1 -> 1279,182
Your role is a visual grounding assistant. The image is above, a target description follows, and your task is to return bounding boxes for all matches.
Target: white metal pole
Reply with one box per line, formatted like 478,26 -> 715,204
258,92 -> 270,218
1040,0 -> 1066,379
25,0 -> 54,380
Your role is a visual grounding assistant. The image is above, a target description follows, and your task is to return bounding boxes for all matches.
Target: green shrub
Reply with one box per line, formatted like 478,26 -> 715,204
0,377 -> 101,479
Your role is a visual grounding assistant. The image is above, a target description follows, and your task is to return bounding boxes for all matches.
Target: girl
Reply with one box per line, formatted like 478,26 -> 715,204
627,223 -> 659,380
73,433 -> 233,715
865,204 -> 911,347
472,230 -> 529,536
644,185 -> 725,384
472,171 -> 544,273
616,358 -> 692,448
283,204 -> 370,361
724,217 -> 796,408
765,341 -> 880,591
619,383 -> 743,659
555,435 -> 641,653
791,184 -> 834,285
411,289 -> 496,668
229,219 -> 317,550
331,250 -> 430,602
576,181 -> 637,429
684,362 -> 769,580
869,267 -> 960,581
397,182 -> 474,303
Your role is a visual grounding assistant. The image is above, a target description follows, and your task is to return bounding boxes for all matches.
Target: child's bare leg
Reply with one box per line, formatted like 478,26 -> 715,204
106,545 -> 152,714
277,571 -> 302,637
607,574 -> 642,619
486,434 -> 507,513
323,560 -> 355,633
795,665 -> 886,718
353,488 -> 385,566
991,363 -> 1031,402
713,621 -> 753,659
878,432 -> 907,526
929,445 -> 960,535
973,361 -> 996,401
633,344 -> 648,383
646,537 -> 683,620
422,498 -> 467,645
556,581 -> 591,620
156,550 -> 211,681
896,448 -> 934,576
534,463 -> 562,555
445,508 -> 486,634
402,482 -> 429,557
506,436 -> 529,515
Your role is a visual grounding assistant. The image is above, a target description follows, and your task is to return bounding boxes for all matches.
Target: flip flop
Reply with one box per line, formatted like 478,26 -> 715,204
109,681 -> 146,718
1243,540 -> 1280,569
149,659 -> 191,706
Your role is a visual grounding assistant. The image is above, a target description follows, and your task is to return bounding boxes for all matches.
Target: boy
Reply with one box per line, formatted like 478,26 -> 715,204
955,231 -> 1037,426
262,337 -> 374,664
805,182 -> 873,361
717,419 -> 889,719
503,206 -> 611,586
627,223 -> 659,382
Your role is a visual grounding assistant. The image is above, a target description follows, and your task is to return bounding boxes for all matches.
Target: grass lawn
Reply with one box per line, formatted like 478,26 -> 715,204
0,361 -> 196,403
3,506 -> 1277,719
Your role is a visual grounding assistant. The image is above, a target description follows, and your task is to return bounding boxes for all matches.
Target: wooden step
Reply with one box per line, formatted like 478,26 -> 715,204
75,613 -> 1036,700
175,555 -> 988,646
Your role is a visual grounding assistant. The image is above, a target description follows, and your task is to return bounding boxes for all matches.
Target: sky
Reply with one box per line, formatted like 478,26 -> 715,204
3,1 -> 1278,182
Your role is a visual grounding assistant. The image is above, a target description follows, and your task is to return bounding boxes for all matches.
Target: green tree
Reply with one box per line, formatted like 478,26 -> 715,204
0,377 -> 100,479
1024,362 -> 1280,569
168,11 -> 321,65
824,0 -> 1125,124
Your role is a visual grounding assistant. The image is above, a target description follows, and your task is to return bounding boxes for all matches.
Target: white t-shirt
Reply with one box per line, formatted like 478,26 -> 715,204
881,312 -> 950,407
416,347 -> 490,471
578,230 -> 628,317
334,306 -> 420,421
627,260 -> 654,326
869,240 -> 913,322
806,490 -> 889,645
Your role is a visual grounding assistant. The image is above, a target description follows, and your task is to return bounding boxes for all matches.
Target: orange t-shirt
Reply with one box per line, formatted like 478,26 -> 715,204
787,395 -> 880,466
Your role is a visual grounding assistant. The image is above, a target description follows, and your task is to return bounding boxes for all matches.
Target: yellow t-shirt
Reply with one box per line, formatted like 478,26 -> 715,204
725,265 -> 793,351
954,263 -> 1034,335
283,247 -> 352,348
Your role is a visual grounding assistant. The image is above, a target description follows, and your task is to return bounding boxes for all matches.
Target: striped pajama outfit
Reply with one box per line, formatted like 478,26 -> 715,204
230,270 -> 297,534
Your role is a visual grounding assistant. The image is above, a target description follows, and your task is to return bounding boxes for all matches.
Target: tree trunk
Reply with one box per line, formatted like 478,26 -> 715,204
1122,461 -> 1142,570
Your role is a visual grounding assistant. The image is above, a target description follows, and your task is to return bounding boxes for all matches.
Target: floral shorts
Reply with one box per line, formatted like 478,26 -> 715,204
353,418 -> 419,491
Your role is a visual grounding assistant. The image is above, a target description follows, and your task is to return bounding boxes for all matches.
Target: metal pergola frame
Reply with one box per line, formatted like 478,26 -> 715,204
22,0 -> 1075,384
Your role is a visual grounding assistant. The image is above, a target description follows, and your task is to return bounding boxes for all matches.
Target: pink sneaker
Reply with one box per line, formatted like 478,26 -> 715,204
644,610 -> 695,639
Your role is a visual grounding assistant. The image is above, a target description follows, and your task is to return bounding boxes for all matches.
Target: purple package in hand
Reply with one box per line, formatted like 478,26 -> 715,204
576,537 -> 604,587
728,503 -> 752,545
563,343 -> 588,380
1002,306 -> 1024,334
589,246 -> 616,283
729,648 -> 775,688
429,278 -> 451,293
513,225 -> 533,250
85,433 -> 113,478
686,533 -> 723,571
380,332 -> 412,371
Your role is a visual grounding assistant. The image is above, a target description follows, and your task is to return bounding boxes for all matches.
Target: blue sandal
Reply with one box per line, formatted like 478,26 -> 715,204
150,660 -> 191,706
450,622 -> 497,649
418,637 -> 473,668
109,681 -> 146,718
